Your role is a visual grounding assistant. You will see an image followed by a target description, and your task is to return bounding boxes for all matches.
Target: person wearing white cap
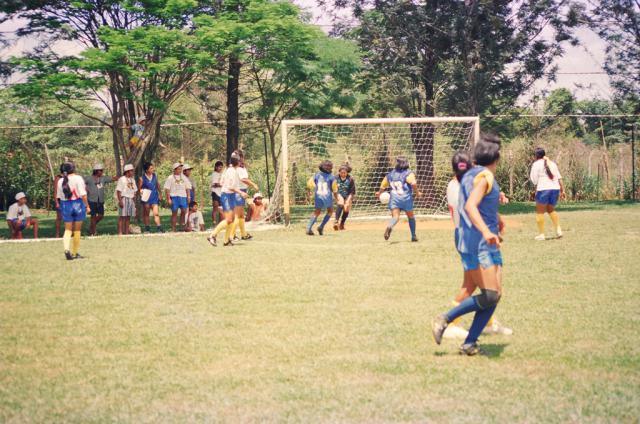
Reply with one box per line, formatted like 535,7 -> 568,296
230,149 -> 259,241
116,164 -> 138,235
164,162 -> 190,232
57,161 -> 90,260
246,192 -> 267,223
84,163 -> 117,236
6,192 -> 38,239
183,163 -> 196,204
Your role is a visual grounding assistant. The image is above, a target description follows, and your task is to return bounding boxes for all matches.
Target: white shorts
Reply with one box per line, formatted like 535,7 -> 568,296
119,197 -> 136,217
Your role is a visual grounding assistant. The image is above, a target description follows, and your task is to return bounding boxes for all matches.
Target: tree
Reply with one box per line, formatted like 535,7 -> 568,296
589,0 -> 640,105
5,0 -> 222,173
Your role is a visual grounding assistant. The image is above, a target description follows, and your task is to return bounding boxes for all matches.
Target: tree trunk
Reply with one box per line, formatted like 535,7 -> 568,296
226,56 -> 241,161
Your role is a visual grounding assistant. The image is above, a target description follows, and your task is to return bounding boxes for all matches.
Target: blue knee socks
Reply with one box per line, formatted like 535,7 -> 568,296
465,305 -> 496,345
408,217 -> 416,238
307,215 -> 318,232
445,296 -> 480,323
335,206 -> 344,221
318,213 -> 331,230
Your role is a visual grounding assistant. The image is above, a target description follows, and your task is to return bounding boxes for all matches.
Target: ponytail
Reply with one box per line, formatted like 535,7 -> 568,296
61,161 -> 75,199
535,147 -> 554,179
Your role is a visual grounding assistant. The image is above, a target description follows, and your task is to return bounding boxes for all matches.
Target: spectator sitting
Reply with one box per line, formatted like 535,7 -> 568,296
246,192 -> 267,222
185,201 -> 205,232
6,192 -> 38,239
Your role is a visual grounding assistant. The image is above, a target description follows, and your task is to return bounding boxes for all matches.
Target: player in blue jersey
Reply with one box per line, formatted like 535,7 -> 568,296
306,160 -> 338,236
376,156 -> 421,242
432,135 -> 506,355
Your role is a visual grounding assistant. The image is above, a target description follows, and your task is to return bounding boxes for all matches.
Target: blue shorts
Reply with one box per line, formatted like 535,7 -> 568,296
221,192 -> 236,212
535,189 -> 560,206
9,219 -> 27,230
171,196 -> 188,212
460,250 -> 503,271
142,191 -> 159,206
235,189 -> 248,207
61,199 -> 86,223
389,196 -> 413,212
314,195 -> 333,210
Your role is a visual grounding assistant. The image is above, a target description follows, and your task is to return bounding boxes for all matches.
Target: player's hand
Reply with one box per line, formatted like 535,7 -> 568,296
499,191 -> 509,205
118,200 -> 123,209
240,192 -> 249,199
498,218 -> 506,234
167,197 -> 172,206
482,230 -> 501,248
415,191 -> 422,198
86,205 -> 91,214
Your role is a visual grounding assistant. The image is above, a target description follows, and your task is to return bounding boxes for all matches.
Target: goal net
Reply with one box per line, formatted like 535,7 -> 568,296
266,117 -> 480,224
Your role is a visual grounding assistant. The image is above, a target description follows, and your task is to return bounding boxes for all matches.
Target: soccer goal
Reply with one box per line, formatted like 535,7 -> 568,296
266,117 -> 480,225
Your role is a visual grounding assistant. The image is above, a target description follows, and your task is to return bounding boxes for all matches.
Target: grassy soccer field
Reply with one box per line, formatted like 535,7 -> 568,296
1,204 -> 639,422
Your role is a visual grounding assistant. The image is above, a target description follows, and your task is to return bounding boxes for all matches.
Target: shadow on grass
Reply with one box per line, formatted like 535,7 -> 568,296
499,200 -> 636,215
433,343 -> 509,358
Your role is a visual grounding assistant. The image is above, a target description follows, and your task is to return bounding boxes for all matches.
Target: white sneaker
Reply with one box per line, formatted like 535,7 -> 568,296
556,227 -> 563,239
443,325 -> 469,339
534,234 -> 546,241
483,321 -> 513,336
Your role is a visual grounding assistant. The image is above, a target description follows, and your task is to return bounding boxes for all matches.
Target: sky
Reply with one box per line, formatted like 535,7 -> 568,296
0,1 -> 613,102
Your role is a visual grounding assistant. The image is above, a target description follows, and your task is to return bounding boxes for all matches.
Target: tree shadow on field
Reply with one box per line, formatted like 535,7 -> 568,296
434,343 -> 509,358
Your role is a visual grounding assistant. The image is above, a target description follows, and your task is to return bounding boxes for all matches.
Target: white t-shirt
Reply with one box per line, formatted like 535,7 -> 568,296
237,166 -> 249,190
57,174 -> 87,201
221,167 -> 241,194
210,171 -> 222,196
6,202 -> 31,221
446,178 -> 460,227
116,176 -> 138,198
530,158 -> 562,191
185,210 -> 205,231
164,174 -> 189,197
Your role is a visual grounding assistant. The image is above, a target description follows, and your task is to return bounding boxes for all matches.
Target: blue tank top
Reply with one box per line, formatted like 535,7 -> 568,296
456,166 -> 500,254
387,169 -> 413,201
314,171 -> 336,202
141,173 -> 158,193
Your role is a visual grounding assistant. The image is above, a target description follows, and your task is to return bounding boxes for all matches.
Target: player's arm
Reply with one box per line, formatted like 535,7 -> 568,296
375,177 -> 389,198
407,173 -> 421,198
241,177 -> 259,191
332,180 -> 339,202
116,187 -> 124,208
307,177 -> 316,192
465,176 -> 499,247
156,180 -> 163,202
53,176 -> 60,209
529,163 -> 539,186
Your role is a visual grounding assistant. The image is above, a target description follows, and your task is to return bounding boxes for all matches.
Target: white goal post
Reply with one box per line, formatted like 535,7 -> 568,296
268,117 -> 480,225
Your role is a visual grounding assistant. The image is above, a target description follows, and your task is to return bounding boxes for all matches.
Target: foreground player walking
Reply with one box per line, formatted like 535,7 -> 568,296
57,161 -> 90,260
207,155 -> 247,246
530,147 -> 564,240
432,136 -> 505,355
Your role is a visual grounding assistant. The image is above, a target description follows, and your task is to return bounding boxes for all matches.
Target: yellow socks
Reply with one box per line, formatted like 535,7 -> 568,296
71,231 -> 81,255
549,211 -> 560,230
230,217 -> 239,237
238,218 -> 247,237
487,314 -> 495,328
450,301 -> 463,326
535,213 -> 545,234
63,230 -> 72,252
212,220 -> 227,236
224,221 -> 233,243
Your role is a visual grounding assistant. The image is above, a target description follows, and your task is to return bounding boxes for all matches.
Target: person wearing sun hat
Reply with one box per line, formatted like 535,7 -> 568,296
116,163 -> 138,235
247,192 -> 267,222
183,163 -> 196,204
84,162 -> 117,236
164,162 -> 190,231
6,192 -> 38,239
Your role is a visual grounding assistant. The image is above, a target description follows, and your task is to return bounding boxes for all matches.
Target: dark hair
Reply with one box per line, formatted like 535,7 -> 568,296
395,156 -> 410,171
229,156 -> 240,167
143,162 -> 153,172
451,150 -> 472,181
534,147 -> 554,179
473,139 -> 501,166
189,201 -> 197,208
59,164 -> 65,175
92,169 -> 100,176
319,160 -> 333,173
214,160 -> 224,169
338,164 -> 351,174
61,161 -> 75,199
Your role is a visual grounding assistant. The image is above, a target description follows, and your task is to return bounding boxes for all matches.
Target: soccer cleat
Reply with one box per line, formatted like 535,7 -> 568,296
233,235 -> 240,241
65,250 -> 74,261
339,223 -> 345,230
431,314 -> 449,345
144,225 -> 151,233
73,254 -> 85,260
384,227 -> 392,240
443,325 -> 469,340
333,222 -> 339,231
223,240 -> 234,247
306,229 -> 314,236
556,227 -> 563,239
156,226 -> 164,233
207,236 -> 217,246
241,234 -> 253,241
459,342 -> 485,356
483,321 -> 513,336
534,234 -> 546,241
318,227 -> 324,236
411,236 -> 419,242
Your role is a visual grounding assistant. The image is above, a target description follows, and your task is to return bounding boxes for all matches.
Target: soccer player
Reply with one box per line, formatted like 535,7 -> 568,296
57,161 -> 90,260
432,136 -> 505,355
116,164 -> 138,235
164,163 -> 190,232
85,163 -> 117,236
306,160 -> 338,236
207,154 -> 247,246
333,164 -> 356,231
210,160 -> 224,225
231,150 -> 259,241
185,201 -> 205,232
530,147 -> 565,240
139,161 -> 163,233
6,192 -> 38,239
444,151 -> 512,340
376,156 -> 421,242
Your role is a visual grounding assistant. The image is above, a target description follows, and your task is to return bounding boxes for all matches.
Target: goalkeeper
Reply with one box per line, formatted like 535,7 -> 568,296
333,164 -> 356,231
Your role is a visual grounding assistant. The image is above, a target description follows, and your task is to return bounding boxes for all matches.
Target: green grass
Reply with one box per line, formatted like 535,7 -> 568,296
1,205 -> 639,422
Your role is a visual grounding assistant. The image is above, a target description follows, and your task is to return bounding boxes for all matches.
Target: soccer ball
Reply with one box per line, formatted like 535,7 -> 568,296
379,191 -> 390,205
